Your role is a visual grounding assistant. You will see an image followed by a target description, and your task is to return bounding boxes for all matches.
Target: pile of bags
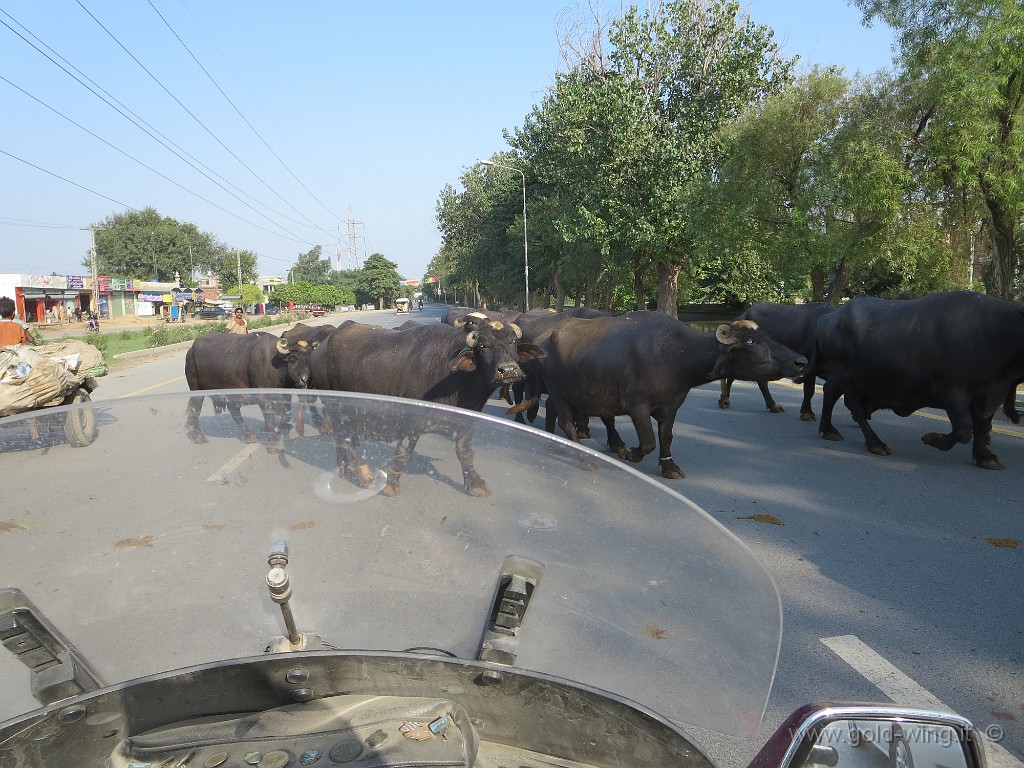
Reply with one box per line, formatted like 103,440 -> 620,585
0,340 -> 107,417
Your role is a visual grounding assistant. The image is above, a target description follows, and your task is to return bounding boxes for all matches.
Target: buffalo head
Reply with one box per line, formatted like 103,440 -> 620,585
710,320 -> 808,383
450,320 -> 544,388
275,338 -> 318,388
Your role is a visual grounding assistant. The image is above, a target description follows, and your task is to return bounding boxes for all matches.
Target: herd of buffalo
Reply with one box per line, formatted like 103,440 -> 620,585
183,290 -> 1024,495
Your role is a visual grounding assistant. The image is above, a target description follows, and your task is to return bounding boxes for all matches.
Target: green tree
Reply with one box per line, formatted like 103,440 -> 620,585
89,207 -> 216,284
854,0 -> 1024,298
219,284 -> 265,305
206,248 -> 258,289
289,245 -> 331,284
357,253 -> 402,309
510,0 -> 794,315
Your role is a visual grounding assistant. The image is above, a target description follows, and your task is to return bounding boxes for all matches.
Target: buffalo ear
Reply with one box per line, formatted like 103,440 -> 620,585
451,351 -> 478,373
516,343 -> 546,363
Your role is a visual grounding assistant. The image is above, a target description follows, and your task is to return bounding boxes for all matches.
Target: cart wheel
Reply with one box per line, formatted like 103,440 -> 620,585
64,389 -> 97,447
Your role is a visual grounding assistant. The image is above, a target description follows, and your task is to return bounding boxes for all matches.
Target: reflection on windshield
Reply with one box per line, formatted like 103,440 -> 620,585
0,390 -> 781,739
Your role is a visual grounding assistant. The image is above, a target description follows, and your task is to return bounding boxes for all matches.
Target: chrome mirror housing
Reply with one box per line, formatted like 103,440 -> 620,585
750,705 -> 986,768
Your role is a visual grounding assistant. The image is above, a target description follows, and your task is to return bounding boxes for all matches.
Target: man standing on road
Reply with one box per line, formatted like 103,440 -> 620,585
224,307 -> 248,334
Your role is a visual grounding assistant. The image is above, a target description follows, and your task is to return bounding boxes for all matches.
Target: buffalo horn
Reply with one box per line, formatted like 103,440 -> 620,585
715,324 -> 737,345
276,339 -> 290,354
465,331 -> 479,348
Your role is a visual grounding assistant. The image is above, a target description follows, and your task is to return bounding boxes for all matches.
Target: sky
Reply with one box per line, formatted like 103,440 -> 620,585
0,1 -> 897,283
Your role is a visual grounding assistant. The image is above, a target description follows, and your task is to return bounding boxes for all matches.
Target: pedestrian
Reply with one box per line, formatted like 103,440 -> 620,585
224,307 -> 248,334
0,296 -> 35,345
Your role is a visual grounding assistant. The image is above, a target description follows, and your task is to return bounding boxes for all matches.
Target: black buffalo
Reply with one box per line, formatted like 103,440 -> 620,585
280,322 -> 336,434
814,291 -> 1024,468
539,311 -> 808,478
184,332 -> 318,451
718,301 -> 837,420
309,317 -> 544,496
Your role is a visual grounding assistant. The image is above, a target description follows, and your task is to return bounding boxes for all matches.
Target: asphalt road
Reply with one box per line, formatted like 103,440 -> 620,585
22,305 -> 1024,767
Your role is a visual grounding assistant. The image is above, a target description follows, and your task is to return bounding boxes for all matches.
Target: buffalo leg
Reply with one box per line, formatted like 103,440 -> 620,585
185,396 -> 208,444
757,381 -> 784,413
454,427 -> 489,497
970,413 -> 1003,470
718,378 -> 733,409
618,408 -> 656,465
545,393 -> 581,442
843,391 -> 891,456
818,378 -> 845,443
226,401 -> 260,444
799,377 -> 818,422
381,432 -> 420,496
920,399 -> 973,452
655,413 -> 685,479
604,417 -> 625,454
922,399 -> 1003,469
326,407 -> 374,488
259,394 -> 291,454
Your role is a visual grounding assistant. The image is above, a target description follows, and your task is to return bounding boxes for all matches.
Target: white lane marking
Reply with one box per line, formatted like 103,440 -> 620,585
822,635 -> 1022,768
206,443 -> 261,482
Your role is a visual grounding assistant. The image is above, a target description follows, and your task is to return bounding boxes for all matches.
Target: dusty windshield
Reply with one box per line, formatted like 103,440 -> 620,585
0,391 -> 781,737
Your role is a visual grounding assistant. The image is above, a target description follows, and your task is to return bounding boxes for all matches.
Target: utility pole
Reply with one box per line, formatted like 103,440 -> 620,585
81,227 -> 98,313
236,251 -> 242,293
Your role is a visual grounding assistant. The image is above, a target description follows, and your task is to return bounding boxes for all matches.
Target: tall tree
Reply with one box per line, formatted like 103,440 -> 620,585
289,245 -> 332,284
206,247 -> 258,289
511,0 -> 793,315
90,207 -> 216,284
357,253 -> 402,309
854,0 -> 1024,297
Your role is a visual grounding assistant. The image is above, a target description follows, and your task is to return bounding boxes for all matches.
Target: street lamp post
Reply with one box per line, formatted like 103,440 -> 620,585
480,160 -> 529,311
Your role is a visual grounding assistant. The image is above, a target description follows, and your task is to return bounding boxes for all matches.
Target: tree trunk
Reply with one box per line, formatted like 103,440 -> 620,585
986,202 -> 1017,299
553,270 -> 565,311
632,263 -> 647,311
810,266 -> 827,303
828,263 -> 851,303
656,261 -> 681,318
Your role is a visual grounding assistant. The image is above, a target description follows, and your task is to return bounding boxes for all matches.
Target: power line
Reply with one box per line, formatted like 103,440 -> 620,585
176,0 -> 345,226
0,215 -> 83,230
148,0 -> 343,234
0,73 -> 309,243
75,0 -> 330,242
0,9 -> 311,243
0,148 -> 138,211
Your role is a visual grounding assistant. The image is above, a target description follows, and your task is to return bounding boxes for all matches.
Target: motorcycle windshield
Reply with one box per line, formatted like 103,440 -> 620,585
0,391 -> 780,738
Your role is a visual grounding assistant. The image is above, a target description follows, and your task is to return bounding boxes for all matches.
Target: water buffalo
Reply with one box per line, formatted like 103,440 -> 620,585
539,311 -> 808,478
718,301 -> 838,420
814,291 -> 1024,468
280,322 -> 336,434
184,332 -> 317,451
309,317 -> 544,496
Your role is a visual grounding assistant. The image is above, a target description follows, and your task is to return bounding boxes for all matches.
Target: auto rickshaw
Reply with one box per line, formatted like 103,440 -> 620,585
395,297 -> 411,315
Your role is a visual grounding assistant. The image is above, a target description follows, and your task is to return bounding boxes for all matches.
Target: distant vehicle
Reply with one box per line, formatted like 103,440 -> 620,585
264,305 -> 281,315
298,305 -> 327,317
395,298 -> 411,315
195,306 -> 230,320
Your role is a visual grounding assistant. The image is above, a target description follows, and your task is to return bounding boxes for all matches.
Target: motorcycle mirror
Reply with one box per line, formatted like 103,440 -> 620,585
749,704 -> 985,768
